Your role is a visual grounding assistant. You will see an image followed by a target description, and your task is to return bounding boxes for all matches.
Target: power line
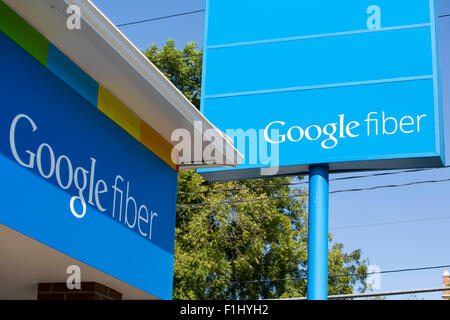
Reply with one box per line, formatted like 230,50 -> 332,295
118,9 -> 450,28
175,210 -> 450,240
175,264 -> 450,288
220,214 -> 450,232
178,177 -> 450,208
175,209 -> 450,246
178,167 -> 449,196
279,286 -> 450,300
116,9 -> 205,27
330,177 -> 450,194
146,52 -> 203,59
331,215 -> 450,230
178,193 -> 302,208
139,12 -> 450,55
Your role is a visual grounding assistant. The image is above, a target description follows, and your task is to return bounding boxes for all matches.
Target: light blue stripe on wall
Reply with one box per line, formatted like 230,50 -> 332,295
47,43 -> 99,107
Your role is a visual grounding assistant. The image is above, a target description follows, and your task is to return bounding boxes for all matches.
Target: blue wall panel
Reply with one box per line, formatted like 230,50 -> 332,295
47,43 -> 99,107
0,31 -> 177,299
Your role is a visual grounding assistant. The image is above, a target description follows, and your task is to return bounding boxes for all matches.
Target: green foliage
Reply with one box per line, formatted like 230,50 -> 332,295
174,170 -> 309,299
144,40 -> 369,300
327,244 -> 368,296
144,39 -> 202,109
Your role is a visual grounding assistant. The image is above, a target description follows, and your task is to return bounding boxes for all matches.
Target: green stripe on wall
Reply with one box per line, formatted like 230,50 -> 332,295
0,1 -> 49,66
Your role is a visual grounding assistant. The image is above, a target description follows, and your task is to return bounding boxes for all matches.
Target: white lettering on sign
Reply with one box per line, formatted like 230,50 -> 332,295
264,111 -> 427,150
9,113 -> 158,240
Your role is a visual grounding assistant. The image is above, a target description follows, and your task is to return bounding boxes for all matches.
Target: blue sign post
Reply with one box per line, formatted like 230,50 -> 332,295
201,0 -> 444,300
307,165 -> 329,300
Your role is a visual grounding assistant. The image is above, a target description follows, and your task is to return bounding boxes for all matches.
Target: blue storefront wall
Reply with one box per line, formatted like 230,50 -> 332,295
0,27 -> 178,299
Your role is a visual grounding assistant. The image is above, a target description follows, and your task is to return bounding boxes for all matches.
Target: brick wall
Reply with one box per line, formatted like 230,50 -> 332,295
37,282 -> 122,300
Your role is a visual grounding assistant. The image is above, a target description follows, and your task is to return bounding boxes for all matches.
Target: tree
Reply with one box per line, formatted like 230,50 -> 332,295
144,41 -> 369,300
144,39 -> 202,109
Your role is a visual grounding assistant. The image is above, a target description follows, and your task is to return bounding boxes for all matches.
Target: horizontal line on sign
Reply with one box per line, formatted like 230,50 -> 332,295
203,75 -> 434,99
206,23 -> 431,50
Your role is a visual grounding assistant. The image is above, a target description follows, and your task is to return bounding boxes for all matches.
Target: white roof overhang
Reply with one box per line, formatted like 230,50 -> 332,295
4,0 -> 243,169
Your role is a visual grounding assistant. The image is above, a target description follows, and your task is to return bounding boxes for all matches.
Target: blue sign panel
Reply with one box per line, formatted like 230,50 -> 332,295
0,31 -> 177,299
200,0 -> 444,181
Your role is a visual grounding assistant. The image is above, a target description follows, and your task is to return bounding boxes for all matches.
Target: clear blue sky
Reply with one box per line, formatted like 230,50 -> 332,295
91,0 -> 450,300
92,0 -> 205,50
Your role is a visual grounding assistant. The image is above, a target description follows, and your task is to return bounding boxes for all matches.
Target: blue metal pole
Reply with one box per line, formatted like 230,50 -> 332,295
307,164 -> 329,300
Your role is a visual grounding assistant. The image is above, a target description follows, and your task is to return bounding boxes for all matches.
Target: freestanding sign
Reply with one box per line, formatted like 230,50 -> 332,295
200,0 -> 444,181
200,0 -> 444,300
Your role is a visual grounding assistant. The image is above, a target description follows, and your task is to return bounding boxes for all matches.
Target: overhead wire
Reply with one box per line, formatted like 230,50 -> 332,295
117,10 -> 450,28
178,176 -> 450,208
331,215 -> 450,230
175,264 -> 450,287
116,9 -> 205,27
139,12 -> 450,59
178,167 -> 450,196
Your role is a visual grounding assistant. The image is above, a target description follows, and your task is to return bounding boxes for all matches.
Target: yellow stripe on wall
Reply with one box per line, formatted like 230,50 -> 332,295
141,122 -> 178,171
98,86 -> 142,141
98,86 -> 178,171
